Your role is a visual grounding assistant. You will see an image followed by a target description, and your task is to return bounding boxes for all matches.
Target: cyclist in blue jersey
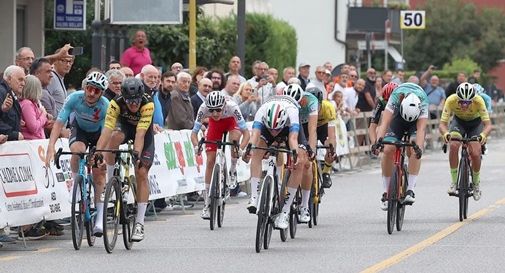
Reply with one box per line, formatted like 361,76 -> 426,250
473,83 -> 493,113
283,83 -> 318,223
45,71 -> 110,236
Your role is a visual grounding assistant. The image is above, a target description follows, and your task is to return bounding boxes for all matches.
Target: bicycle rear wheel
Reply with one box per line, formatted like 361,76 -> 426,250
263,177 -> 274,250
123,176 -> 137,250
396,167 -> 408,231
103,177 -> 121,253
279,169 -> 289,242
387,168 -> 398,234
458,158 -> 469,222
310,172 -> 321,227
71,176 -> 84,250
209,165 -> 220,231
217,183 -> 226,228
255,177 -> 270,253
85,177 -> 96,247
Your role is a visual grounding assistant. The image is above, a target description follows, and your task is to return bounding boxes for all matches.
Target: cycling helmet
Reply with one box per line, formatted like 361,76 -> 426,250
456,82 -> 475,101
86,71 -> 108,91
206,91 -> 225,109
400,93 -> 422,122
305,86 -> 323,103
262,102 -> 288,130
283,83 -> 304,102
382,82 -> 399,101
473,83 -> 484,95
121,77 -> 144,99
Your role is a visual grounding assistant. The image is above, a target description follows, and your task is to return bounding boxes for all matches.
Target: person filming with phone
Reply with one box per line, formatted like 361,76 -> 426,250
420,64 -> 446,120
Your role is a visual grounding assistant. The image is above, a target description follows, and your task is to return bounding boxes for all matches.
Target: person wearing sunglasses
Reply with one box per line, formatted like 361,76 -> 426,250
45,71 -> 110,234
93,77 -> 155,242
190,91 -> 250,220
439,82 -> 492,200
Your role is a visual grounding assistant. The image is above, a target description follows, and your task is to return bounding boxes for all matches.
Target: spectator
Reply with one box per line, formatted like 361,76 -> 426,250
155,71 -> 176,124
234,82 -> 258,121
206,69 -> 226,91
297,63 -> 311,90
267,68 -> 278,86
355,71 -> 375,113
391,69 -> 405,84
19,75 -> 51,140
408,75 -> 420,84
166,72 -> 194,130
330,72 -> 348,100
30,58 -> 56,119
331,90 -> 350,123
254,62 -> 274,104
225,56 -> 246,83
171,62 -> 183,75
221,75 -> 241,98
445,72 -> 466,98
108,60 -> 121,70
275,66 -> 296,93
323,61 -> 333,72
248,60 -> 262,83
343,78 -> 362,117
374,76 -> 384,98
347,70 -> 359,88
468,69 -> 481,84
191,78 -> 212,119
104,69 -> 125,101
47,49 -> 74,115
0,65 -> 25,140
120,66 -> 134,78
15,47 -> 35,74
140,65 -> 164,129
189,66 -> 207,96
307,66 -> 327,99
120,30 -> 152,75
382,70 -> 393,86
420,65 -> 446,119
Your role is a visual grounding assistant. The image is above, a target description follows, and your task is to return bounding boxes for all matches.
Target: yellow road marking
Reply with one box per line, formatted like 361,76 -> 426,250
36,247 -> 58,253
361,198 -> 505,273
0,256 -> 21,262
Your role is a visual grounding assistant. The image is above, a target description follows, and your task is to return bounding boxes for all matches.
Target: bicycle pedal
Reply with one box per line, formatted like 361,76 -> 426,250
448,192 -> 458,197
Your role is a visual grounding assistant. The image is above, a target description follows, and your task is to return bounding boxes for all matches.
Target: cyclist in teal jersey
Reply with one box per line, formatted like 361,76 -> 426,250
473,84 -> 493,113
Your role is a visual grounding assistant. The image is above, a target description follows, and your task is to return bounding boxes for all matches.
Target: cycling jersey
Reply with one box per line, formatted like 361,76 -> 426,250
440,94 -> 490,123
317,100 -> 337,127
386,83 -> 429,119
253,96 -> 300,133
479,93 -> 493,113
104,93 -> 155,130
57,91 -> 109,132
192,97 -> 247,133
298,93 -> 319,124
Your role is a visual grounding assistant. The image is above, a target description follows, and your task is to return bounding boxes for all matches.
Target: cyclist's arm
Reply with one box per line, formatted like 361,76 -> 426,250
439,120 -> 449,136
326,125 -> 336,150
97,100 -> 120,150
133,102 -> 155,155
249,128 -> 261,147
415,118 -> 428,149
369,122 -> 378,144
482,119 -> 492,137
307,115 -> 318,151
376,109 -> 393,140
288,131 -> 299,151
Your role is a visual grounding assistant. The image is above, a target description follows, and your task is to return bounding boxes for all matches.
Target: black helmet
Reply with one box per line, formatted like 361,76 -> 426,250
305,86 -> 323,103
121,78 -> 144,99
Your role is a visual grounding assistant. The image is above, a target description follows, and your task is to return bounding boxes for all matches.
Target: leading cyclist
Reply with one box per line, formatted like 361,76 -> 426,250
439,82 -> 491,200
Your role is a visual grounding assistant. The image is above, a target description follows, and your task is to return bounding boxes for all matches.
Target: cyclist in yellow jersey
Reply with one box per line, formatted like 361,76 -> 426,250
306,87 -> 337,188
95,78 -> 155,242
439,82 -> 492,200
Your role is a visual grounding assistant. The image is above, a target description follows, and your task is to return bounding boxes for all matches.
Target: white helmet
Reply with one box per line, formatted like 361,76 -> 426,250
456,82 -> 476,101
400,93 -> 421,122
206,91 -> 225,109
86,71 -> 108,91
262,102 -> 288,130
283,83 -> 304,102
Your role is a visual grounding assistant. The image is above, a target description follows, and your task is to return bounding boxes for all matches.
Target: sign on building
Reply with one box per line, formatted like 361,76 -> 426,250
54,0 -> 86,31
110,0 -> 182,25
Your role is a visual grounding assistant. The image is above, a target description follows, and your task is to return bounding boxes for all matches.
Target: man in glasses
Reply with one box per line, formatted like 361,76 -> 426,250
45,72 -> 110,235
190,91 -> 250,220
94,77 -> 155,242
306,66 -> 327,99
439,82 -> 492,200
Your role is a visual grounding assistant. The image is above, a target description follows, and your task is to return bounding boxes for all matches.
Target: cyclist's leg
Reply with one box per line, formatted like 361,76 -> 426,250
381,123 -> 402,207
228,128 -> 242,185
466,119 -> 483,198
68,123 -> 87,181
300,123 -> 312,220
87,129 -> 106,234
319,123 -> 334,188
248,137 -> 268,210
105,129 -> 126,182
448,118 -> 464,190
203,117 -> 228,210
281,146 -> 307,213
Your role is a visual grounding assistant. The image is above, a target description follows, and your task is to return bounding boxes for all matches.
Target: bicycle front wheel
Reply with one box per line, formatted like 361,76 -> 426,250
255,177 -> 270,253
103,177 -> 121,253
85,177 -> 95,247
71,176 -> 85,250
396,167 -> 408,231
123,176 -> 137,250
209,165 -> 220,231
458,157 -> 469,222
289,189 -> 300,239
387,168 -> 398,234
263,177 -> 274,250
279,168 -> 289,242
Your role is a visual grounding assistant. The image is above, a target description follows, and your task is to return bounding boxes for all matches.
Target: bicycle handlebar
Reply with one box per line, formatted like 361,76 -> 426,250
441,136 -> 481,153
197,137 -> 238,154
247,145 -> 297,163
54,148 -> 103,169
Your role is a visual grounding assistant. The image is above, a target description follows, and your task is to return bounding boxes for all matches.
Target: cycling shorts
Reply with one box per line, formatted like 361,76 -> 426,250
302,122 -> 329,144
116,122 -> 155,168
449,116 -> 483,138
69,120 -> 101,149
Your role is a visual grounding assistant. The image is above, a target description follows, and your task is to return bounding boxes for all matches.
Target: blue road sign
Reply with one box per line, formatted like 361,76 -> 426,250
54,0 -> 86,30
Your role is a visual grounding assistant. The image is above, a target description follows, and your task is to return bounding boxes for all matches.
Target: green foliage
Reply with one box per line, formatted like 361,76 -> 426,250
442,57 -> 480,76
404,0 -> 505,76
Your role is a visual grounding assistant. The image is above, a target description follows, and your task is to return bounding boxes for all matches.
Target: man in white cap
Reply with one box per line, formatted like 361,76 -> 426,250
297,62 -> 311,90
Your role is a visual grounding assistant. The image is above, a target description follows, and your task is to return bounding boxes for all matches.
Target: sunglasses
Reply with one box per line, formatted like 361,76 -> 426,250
86,85 -> 102,95
458,100 -> 472,106
125,97 -> 142,105
209,108 -> 222,113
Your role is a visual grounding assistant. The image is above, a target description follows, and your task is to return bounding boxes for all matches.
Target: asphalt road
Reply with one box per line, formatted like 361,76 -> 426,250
2,139 -> 505,273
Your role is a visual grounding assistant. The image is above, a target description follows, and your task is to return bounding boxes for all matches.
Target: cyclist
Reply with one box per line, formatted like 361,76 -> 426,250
369,82 -> 399,144
283,83 -> 318,223
305,86 -> 337,188
45,71 -> 109,236
371,83 -> 428,210
243,97 -> 308,229
473,83 -> 493,114
190,91 -> 250,219
94,77 -> 155,242
439,82 -> 491,200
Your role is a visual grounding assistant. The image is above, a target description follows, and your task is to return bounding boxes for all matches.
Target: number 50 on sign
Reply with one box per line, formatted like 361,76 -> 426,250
400,10 -> 425,29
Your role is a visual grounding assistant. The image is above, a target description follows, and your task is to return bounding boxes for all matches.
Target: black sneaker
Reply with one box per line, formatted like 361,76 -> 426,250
404,190 -> 416,204
322,173 -> 332,188
18,227 -> 48,240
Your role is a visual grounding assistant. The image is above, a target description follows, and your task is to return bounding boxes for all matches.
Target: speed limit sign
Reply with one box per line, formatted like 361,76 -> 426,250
400,10 -> 426,29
